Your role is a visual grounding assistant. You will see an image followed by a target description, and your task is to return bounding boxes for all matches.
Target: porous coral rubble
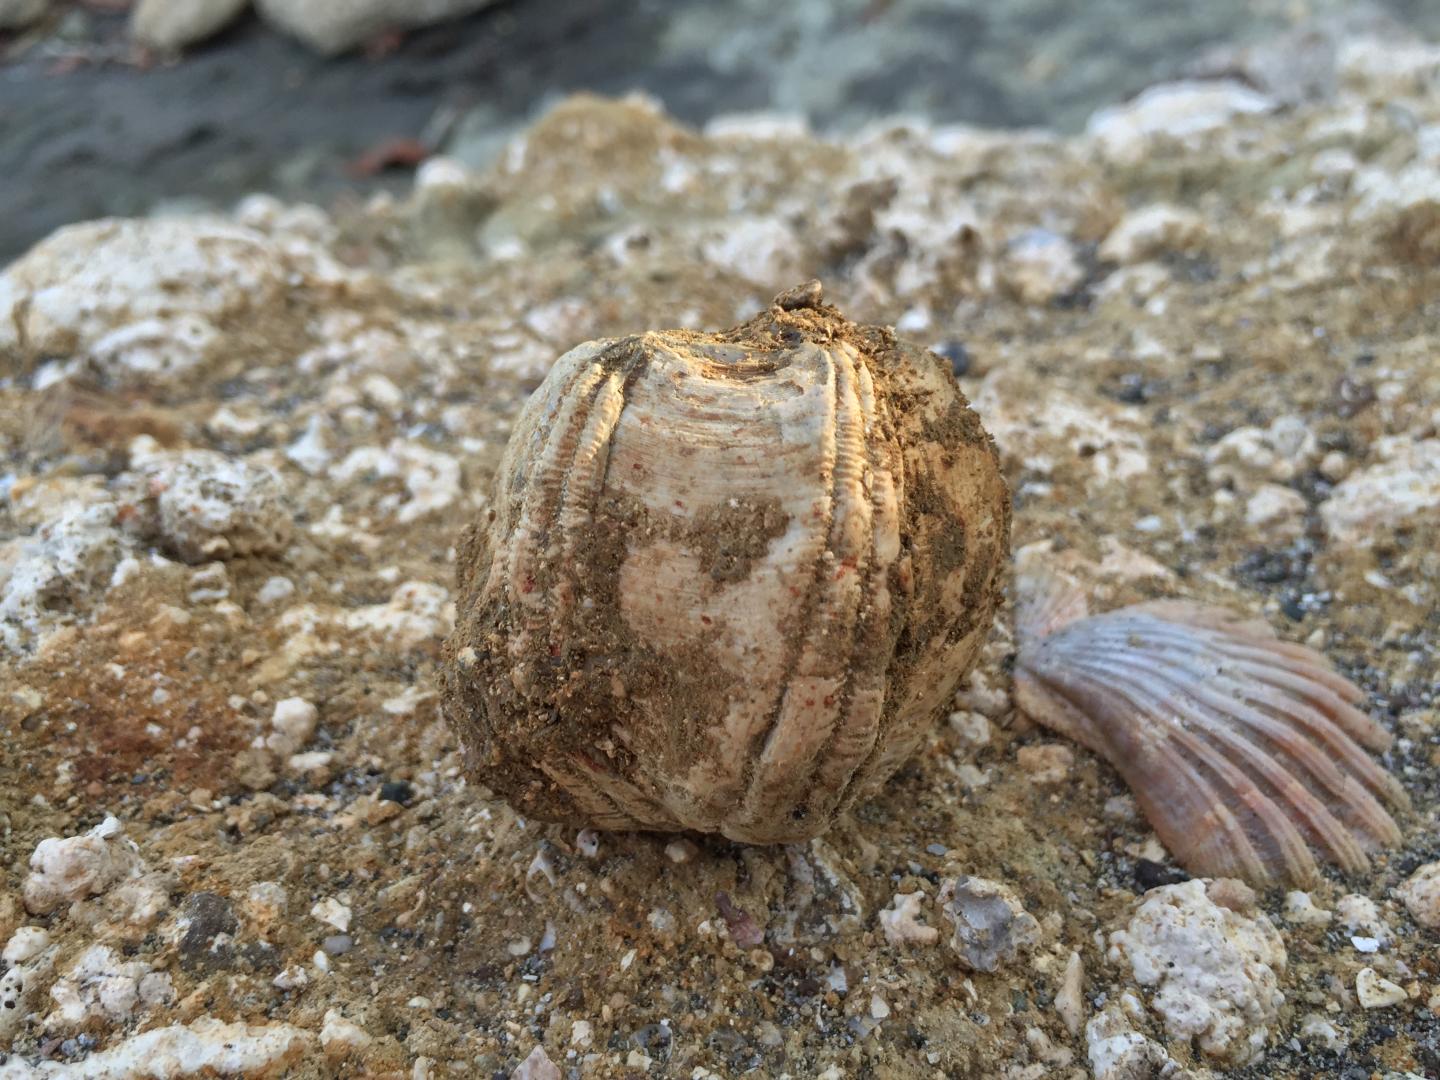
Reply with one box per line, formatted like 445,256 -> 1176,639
1,32 -> 1439,1079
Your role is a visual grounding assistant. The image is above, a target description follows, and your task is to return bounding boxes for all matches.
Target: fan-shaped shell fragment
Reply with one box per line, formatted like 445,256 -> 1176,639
443,290 -> 1010,841
1014,566 -> 1405,886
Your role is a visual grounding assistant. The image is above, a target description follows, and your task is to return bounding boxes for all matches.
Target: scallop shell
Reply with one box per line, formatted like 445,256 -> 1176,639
1014,564 -> 1406,886
442,285 -> 1010,842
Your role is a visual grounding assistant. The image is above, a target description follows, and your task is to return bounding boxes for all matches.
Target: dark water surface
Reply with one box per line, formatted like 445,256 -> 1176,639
0,0 -> 1433,261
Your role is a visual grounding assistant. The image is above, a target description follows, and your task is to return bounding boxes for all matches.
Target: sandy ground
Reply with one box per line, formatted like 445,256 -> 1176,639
2,24 -> 1440,1080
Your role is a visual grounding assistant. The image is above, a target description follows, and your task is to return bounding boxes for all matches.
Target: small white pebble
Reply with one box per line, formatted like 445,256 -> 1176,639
1103,795 -> 1138,822
1298,1014 -> 1345,1050
256,576 -> 296,605
954,763 -> 990,788
1355,967 -> 1407,1008
947,710 -> 990,749
1055,951 -> 1085,1036
320,1010 -> 372,1054
273,965 -> 309,990
664,839 -> 699,864
1318,450 -> 1350,481
576,829 -> 600,858
953,670 -> 1009,718
271,697 -> 318,741
310,897 -> 352,933
1282,890 -> 1333,926
878,892 -> 939,947
288,751 -> 333,773
3,927 -> 51,965
1398,862 -> 1440,929
1336,894 -> 1391,944
1244,484 -> 1306,535
110,557 -> 142,588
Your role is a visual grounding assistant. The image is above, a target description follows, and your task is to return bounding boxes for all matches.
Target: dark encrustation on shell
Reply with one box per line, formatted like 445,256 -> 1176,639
443,282 -> 1406,884
442,282 -> 1011,843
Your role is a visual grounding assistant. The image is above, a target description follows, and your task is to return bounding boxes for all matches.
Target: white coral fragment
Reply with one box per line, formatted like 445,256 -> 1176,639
46,944 -> 153,1027
1,499 -> 127,653
1108,879 -> 1286,1066
330,439 -> 461,524
310,897 -> 353,933
0,1017 -> 314,1077
1322,439 -> 1440,547
22,816 -> 144,915
88,314 -> 220,383
137,449 -> 293,564
1355,967 -> 1407,1008
1099,204 -> 1205,264
1085,1007 -> 1182,1080
1086,80 -> 1275,163
0,218 -> 283,356
878,892 -> 939,947
1398,862 -> 1440,929
266,697 -> 319,757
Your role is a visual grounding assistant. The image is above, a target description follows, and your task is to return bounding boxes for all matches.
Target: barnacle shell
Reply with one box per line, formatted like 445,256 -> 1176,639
1014,562 -> 1406,887
442,283 -> 1010,841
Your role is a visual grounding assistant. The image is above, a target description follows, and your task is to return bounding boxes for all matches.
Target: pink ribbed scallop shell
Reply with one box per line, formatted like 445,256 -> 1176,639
1014,564 -> 1406,886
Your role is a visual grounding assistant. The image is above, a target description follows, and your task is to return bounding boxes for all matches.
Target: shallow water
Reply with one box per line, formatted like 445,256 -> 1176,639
0,0 -> 1432,261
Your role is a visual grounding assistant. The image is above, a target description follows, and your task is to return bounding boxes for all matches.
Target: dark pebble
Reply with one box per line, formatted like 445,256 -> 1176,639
323,934 -> 353,955
933,340 -> 970,377
177,892 -> 238,971
1135,859 -> 1189,891
631,1023 -> 672,1054
240,941 -> 281,972
1334,375 -> 1376,419
379,780 -> 415,805
708,1028 -> 748,1054
1235,547 -> 1308,587
1111,374 -> 1148,404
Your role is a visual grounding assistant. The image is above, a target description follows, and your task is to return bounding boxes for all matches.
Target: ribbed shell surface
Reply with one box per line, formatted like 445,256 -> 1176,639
443,299 -> 1009,842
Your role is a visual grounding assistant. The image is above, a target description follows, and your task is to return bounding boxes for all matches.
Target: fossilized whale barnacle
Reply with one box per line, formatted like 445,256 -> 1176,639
441,282 -> 1011,842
